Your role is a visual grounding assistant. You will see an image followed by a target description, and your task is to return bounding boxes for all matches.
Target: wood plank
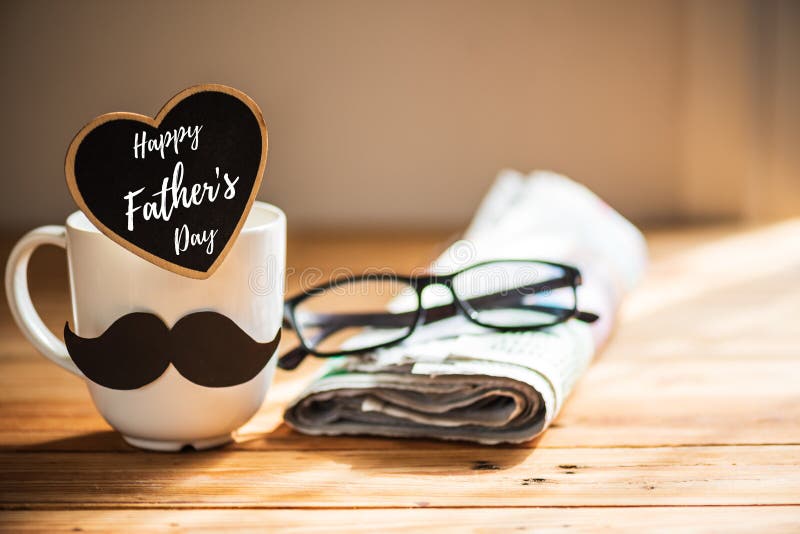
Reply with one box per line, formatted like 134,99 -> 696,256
1,446 -> 799,509
2,353 -> 798,451
2,507 -> 799,533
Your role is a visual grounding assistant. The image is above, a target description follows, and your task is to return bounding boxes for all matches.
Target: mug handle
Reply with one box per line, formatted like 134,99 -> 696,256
5,226 -> 82,376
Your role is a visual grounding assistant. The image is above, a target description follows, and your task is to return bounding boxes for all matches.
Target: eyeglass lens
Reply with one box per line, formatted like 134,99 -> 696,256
452,261 -> 576,327
293,277 -> 418,354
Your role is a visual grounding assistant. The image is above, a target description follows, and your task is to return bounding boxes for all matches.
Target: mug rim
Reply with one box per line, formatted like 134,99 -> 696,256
65,200 -> 285,235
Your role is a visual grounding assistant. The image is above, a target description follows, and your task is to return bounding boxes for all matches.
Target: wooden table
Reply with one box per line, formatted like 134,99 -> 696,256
1,223 -> 799,532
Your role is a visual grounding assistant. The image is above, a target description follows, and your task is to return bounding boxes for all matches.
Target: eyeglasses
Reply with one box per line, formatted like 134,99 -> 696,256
279,259 -> 599,370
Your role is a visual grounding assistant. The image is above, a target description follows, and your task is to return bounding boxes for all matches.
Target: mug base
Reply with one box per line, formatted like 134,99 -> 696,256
123,433 -> 233,452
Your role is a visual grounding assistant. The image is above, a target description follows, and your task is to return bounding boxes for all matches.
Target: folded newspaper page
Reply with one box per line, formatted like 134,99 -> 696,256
284,170 -> 647,444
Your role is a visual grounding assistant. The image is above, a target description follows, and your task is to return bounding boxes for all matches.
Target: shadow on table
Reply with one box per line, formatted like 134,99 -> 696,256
1,431 -> 130,452
7,424 -> 540,475
5,427 -> 542,475
237,422 -> 542,473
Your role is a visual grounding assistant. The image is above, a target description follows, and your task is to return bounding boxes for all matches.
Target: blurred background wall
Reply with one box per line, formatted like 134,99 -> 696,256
1,0 -> 797,231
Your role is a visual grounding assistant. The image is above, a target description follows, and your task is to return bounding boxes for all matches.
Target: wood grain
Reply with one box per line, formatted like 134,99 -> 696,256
1,223 -> 799,530
1,446 -> 799,508
3,508 -> 800,533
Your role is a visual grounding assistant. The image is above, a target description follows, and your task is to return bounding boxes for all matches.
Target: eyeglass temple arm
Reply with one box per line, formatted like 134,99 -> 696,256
278,322 -> 344,370
278,345 -> 308,370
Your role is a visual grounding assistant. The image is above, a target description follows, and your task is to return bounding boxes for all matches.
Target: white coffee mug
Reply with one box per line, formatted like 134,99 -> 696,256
5,201 -> 285,451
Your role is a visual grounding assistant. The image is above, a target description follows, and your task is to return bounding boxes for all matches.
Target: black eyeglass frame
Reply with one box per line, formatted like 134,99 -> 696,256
280,259 -> 598,370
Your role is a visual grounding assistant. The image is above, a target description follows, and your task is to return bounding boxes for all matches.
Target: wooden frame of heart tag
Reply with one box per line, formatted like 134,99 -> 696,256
64,84 -> 268,280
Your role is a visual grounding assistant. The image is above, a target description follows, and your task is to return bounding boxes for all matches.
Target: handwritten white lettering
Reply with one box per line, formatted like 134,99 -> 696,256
133,125 -> 203,159
174,224 -> 219,256
123,162 -> 239,231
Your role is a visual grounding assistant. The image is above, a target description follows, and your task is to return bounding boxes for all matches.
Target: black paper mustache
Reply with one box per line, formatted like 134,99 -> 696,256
64,312 -> 281,390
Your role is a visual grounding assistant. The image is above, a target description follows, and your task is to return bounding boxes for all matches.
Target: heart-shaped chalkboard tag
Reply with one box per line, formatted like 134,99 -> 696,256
65,84 -> 267,279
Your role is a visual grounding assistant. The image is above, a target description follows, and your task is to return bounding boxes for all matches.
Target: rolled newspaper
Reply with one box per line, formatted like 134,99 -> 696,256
284,170 -> 647,444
